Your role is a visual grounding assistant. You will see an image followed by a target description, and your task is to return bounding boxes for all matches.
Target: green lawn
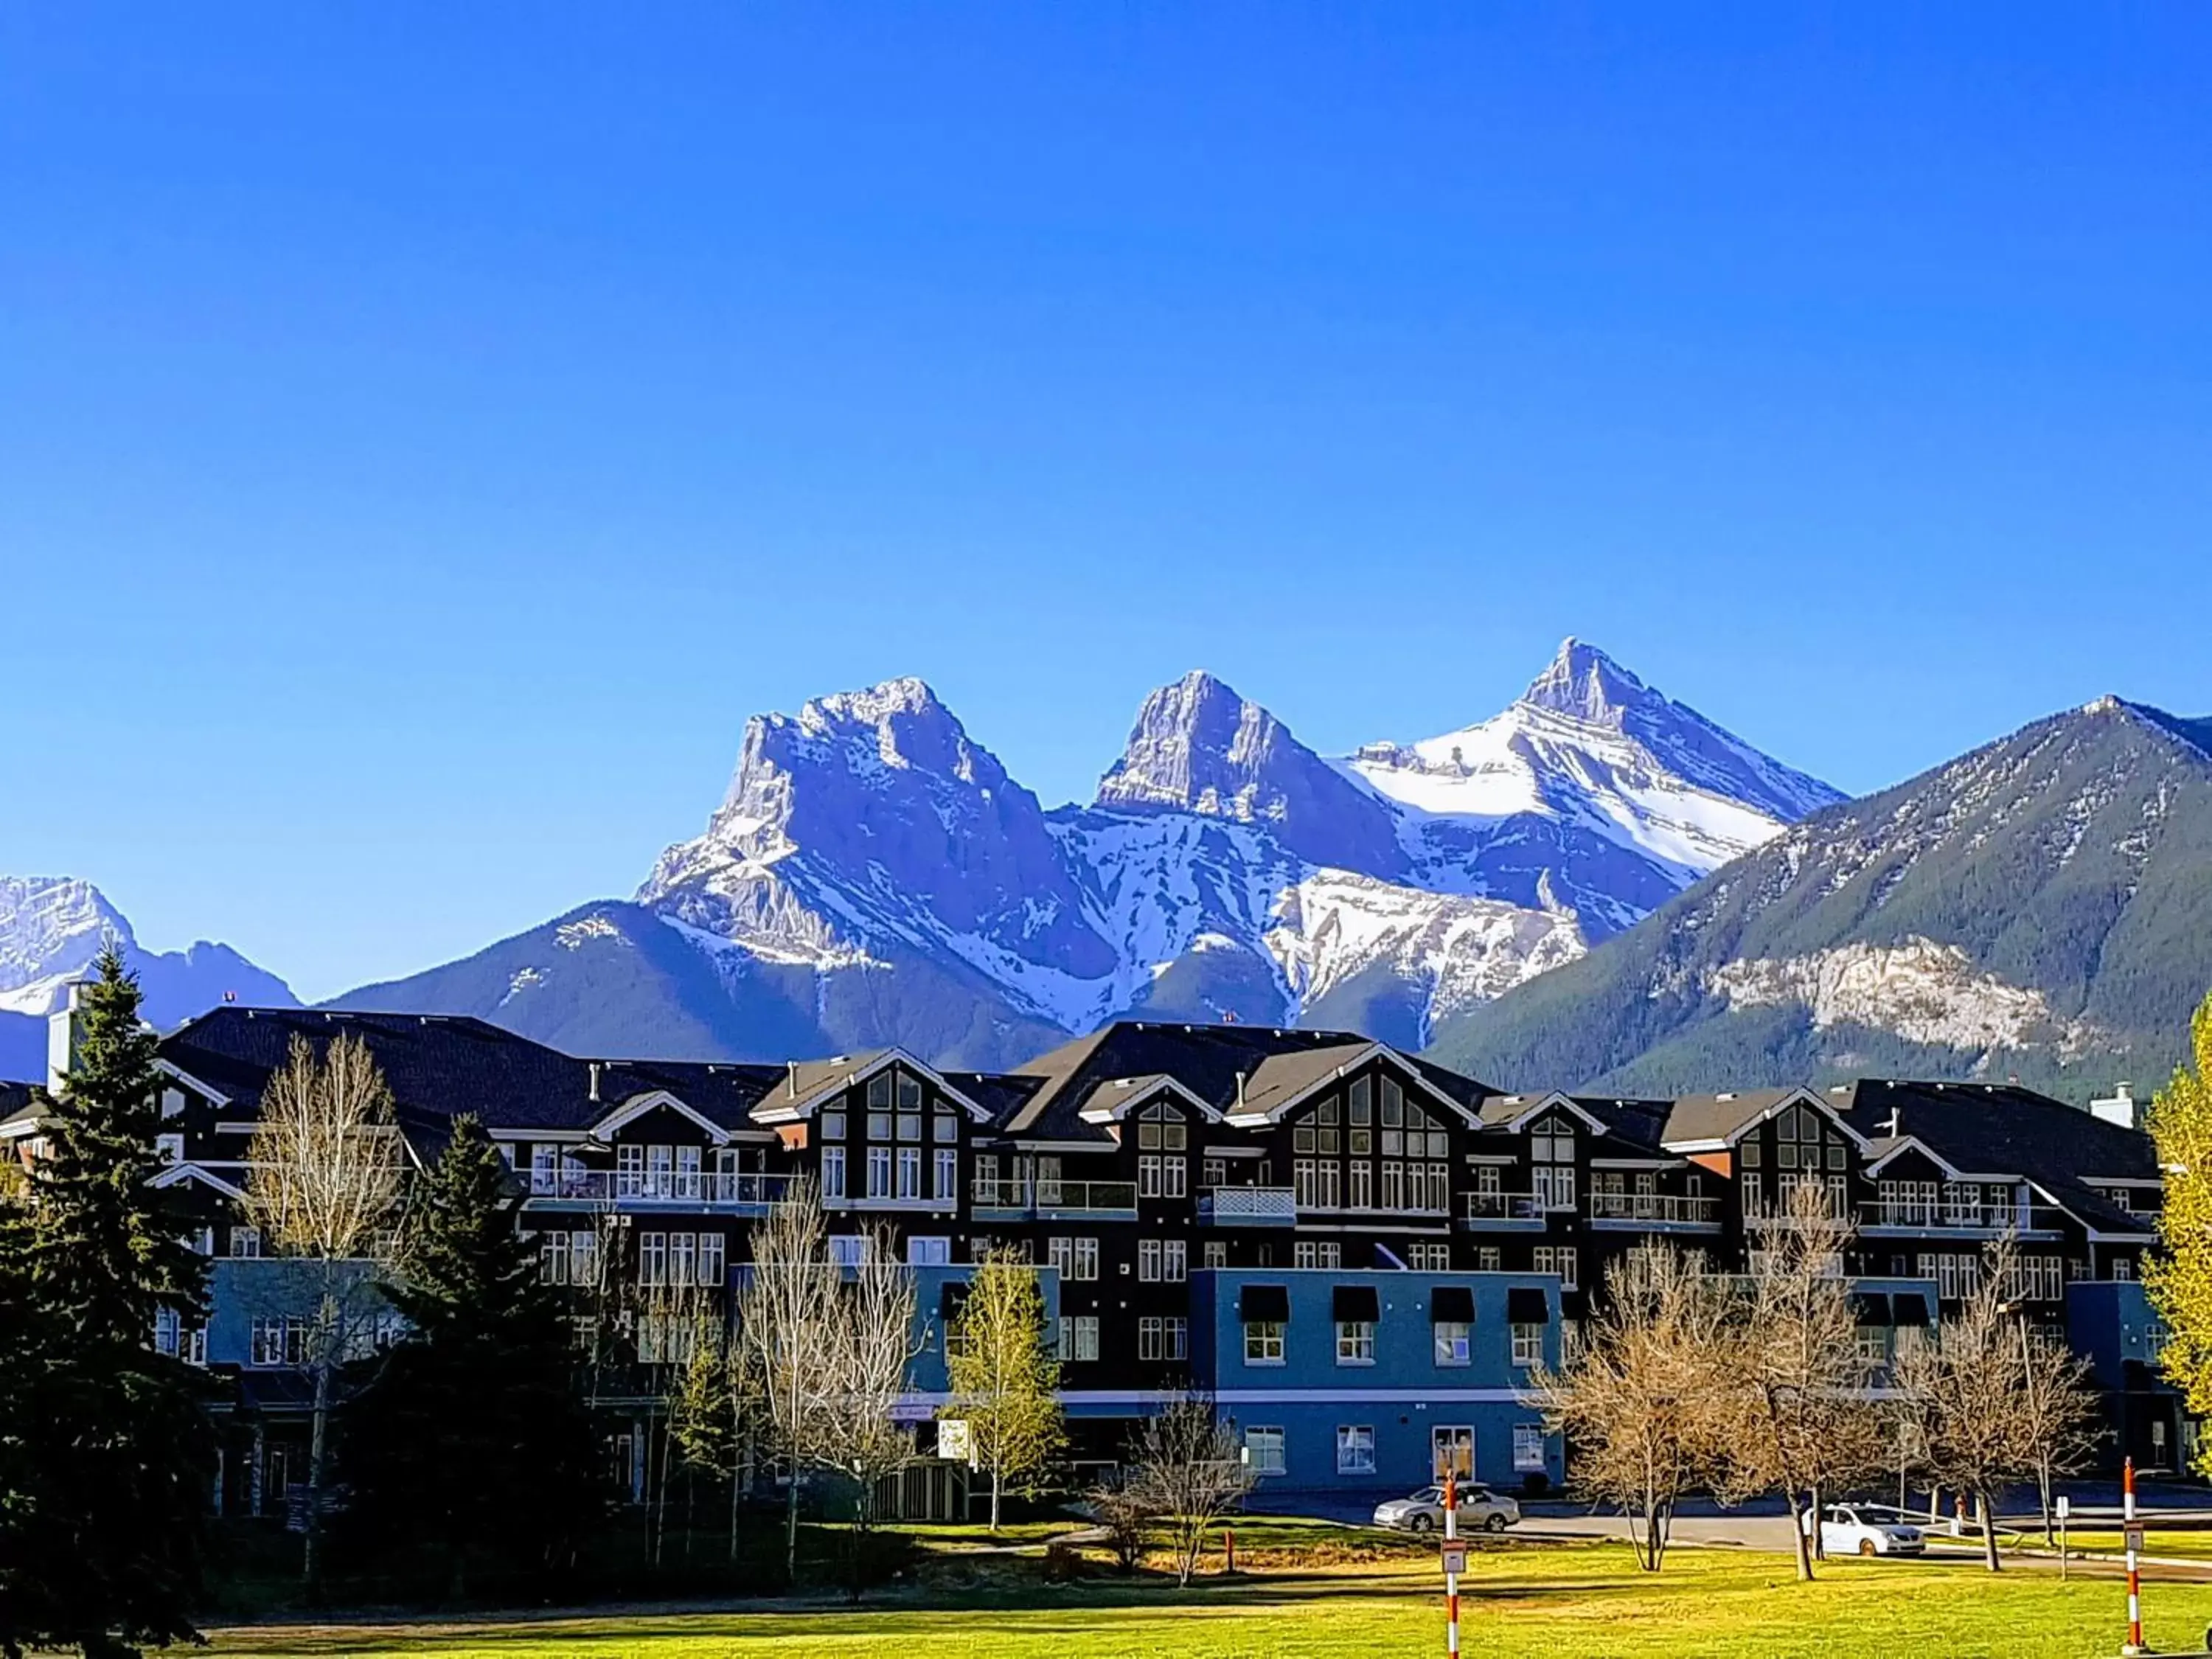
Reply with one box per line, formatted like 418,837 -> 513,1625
2059,1526 -> 2212,1560
208,1539 -> 2212,1659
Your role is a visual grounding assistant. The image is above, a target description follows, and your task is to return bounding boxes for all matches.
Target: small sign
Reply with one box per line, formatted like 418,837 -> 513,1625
2124,1524 -> 2146,1555
937,1419 -> 973,1463
1440,1543 -> 1468,1576
2056,1495 -> 2070,1520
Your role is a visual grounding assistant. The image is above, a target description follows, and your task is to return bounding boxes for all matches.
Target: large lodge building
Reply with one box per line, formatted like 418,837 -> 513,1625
1,995 -> 2183,1517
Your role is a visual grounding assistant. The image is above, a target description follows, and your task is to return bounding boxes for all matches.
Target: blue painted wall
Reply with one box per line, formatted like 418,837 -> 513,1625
1190,1269 -> 1562,1496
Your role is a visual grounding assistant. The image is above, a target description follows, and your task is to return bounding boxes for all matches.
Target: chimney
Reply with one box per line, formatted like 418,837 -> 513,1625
1235,1071 -> 1247,1110
46,983 -> 86,1096
2090,1081 -> 2143,1131
588,1062 -> 602,1105
787,1060 -> 799,1099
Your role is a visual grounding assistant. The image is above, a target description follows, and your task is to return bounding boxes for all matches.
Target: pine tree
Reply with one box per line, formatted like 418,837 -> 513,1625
338,1115 -> 606,1599
2148,989 -> 2212,1469
2,947 -> 215,1658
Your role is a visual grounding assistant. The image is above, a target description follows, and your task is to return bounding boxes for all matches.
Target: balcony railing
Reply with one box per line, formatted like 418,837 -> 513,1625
1197,1186 -> 1298,1227
1461,1192 -> 1545,1223
525,1169 -> 793,1208
1858,1200 -> 2065,1234
1586,1192 -> 1721,1226
969,1178 -> 1138,1217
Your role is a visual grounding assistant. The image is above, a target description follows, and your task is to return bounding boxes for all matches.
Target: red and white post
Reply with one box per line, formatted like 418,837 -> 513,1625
1444,1471 -> 1460,1658
2124,1455 -> 2143,1656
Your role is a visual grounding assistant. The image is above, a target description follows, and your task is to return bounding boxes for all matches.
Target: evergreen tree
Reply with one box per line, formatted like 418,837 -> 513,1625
339,1115 -> 605,1599
1,947 -> 215,1658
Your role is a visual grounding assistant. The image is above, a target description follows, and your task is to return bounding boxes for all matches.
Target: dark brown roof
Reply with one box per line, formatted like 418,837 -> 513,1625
1661,1088 -> 1806,1148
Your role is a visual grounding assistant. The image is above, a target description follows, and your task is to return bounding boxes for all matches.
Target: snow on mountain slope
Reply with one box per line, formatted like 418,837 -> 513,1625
1342,639 -> 1846,934
0,875 -> 296,1030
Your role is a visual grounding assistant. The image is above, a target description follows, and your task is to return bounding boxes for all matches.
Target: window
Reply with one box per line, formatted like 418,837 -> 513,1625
1335,1425 -> 1376,1475
1349,1161 -> 1373,1208
1410,1242 -> 1450,1272
1048,1237 -> 1099,1281
1336,1320 -> 1375,1365
1293,1159 -> 1317,1207
1136,1316 -> 1185,1361
1380,1162 -> 1404,1209
868,1112 -> 893,1141
934,1148 -> 958,1199
869,1073 -> 892,1110
160,1087 -> 186,1119
866,1146 -> 892,1200
1076,1237 -> 1099,1280
154,1132 -> 184,1164
1140,1156 -> 1163,1198
1512,1424 -> 1545,1472
187,1225 -> 214,1256
821,1146 -> 847,1200
1534,1246 -> 1578,1291
1139,1239 -> 1162,1281
1204,1240 -> 1228,1270
1511,1322 -> 1543,1367
1203,1157 -> 1227,1189
907,1236 -> 950,1266
897,1112 -> 922,1143
821,1110 -> 846,1141
1245,1427 -> 1287,1475
647,1144 -> 674,1199
639,1232 -> 669,1287
828,1234 -> 869,1267
231,1225 -> 262,1259
1434,1321 -> 1471,1366
1381,1077 -> 1403,1125
675,1145 -> 702,1200
540,1230 -> 572,1284
897,1146 -> 922,1199
972,1152 -> 1000,1200
1741,1173 -> 1764,1216
669,1232 -> 698,1288
1058,1315 -> 1099,1363
933,1111 -> 958,1143
250,1315 -> 307,1368
1138,1103 -> 1187,1150
1294,1241 -> 1341,1269
571,1229 -> 599,1287
616,1144 -> 645,1197
1477,1247 -> 1500,1272
1162,1239 -> 1188,1283
698,1231 -> 726,1287
1164,1156 -> 1187,1198
2115,1256 -> 2136,1282
1245,1321 -> 1286,1364
897,1074 -> 922,1111
1350,1076 -> 1372,1124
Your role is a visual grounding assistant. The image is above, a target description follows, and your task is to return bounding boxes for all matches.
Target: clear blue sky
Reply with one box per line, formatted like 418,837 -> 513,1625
3,5 -> 2207,1001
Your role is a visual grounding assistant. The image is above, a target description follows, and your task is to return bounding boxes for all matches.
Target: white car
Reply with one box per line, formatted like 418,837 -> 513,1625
1372,1484 -> 1521,1534
1815,1503 -> 1926,1557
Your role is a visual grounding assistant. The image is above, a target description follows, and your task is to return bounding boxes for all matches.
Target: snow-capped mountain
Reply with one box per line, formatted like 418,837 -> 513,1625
354,641 -> 1836,1066
0,876 -> 297,1079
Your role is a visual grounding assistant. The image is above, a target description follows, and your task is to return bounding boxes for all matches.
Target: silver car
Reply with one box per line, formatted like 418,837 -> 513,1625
1373,1483 -> 1521,1534
1814,1503 -> 1926,1557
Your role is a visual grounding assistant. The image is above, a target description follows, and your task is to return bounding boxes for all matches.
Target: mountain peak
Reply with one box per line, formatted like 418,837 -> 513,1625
1093,672 -> 1409,873
1519,638 -> 1652,725
796,675 -> 947,731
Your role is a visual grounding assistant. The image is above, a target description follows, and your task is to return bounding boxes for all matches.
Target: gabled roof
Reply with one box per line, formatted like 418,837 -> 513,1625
1573,1096 -> 1675,1155
1475,1091 -> 1614,1138
1662,1086 -> 1873,1154
748,1047 -> 995,1124
1825,1079 -> 2157,1238
990,1020 -> 1493,1144
1073,1074 -> 1221,1126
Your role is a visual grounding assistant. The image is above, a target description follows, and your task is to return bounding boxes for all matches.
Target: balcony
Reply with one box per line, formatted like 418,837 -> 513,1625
523,1169 -> 793,1213
1857,1200 -> 2065,1239
1198,1186 -> 1298,1228
1460,1192 -> 1548,1230
969,1178 -> 1138,1221
1586,1192 -> 1722,1231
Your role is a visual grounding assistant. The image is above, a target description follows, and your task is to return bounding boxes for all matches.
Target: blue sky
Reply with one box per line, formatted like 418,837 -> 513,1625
2,5 -> 2207,1001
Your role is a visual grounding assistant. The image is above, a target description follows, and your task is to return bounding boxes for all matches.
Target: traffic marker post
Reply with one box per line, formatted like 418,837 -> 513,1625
2122,1456 -> 2143,1658
1443,1472 -> 1460,1658
2056,1493 -> 2068,1583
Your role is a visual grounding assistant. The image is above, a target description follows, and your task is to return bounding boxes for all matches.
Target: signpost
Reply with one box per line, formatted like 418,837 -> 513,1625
2056,1494 -> 2069,1582
1442,1472 -> 1461,1658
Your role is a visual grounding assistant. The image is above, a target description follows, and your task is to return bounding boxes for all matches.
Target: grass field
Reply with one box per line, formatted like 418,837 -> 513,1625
208,1534 -> 2212,1659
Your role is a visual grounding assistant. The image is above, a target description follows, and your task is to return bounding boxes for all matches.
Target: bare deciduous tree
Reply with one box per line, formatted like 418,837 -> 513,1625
243,1031 -> 406,1597
2015,1323 -> 2104,1546
734,1180 -> 836,1584
1529,1243 -> 1733,1571
1085,1472 -> 1154,1574
1125,1394 -> 1256,1587
814,1222 -> 925,1596
1715,1180 -> 1876,1582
